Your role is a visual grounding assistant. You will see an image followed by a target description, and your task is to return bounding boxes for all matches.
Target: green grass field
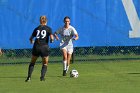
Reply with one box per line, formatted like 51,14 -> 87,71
0,60 -> 140,93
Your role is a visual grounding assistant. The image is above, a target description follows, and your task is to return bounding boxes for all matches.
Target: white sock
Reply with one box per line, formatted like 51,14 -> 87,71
63,61 -> 67,71
66,65 -> 69,73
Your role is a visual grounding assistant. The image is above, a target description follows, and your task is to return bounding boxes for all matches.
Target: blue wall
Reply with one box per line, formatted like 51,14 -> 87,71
0,0 -> 140,49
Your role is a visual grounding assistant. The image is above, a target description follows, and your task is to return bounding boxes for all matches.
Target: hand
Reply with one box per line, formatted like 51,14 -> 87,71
30,40 -> 34,44
50,39 -> 54,43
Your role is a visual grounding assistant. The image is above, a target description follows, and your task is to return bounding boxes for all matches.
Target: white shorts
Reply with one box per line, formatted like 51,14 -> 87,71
61,45 -> 73,54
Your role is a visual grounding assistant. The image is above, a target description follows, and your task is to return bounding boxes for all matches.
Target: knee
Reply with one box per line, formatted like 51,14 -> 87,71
43,63 -> 48,66
63,56 -> 67,60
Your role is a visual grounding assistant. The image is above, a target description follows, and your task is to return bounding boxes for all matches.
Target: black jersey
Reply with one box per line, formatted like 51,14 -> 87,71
32,25 -> 52,45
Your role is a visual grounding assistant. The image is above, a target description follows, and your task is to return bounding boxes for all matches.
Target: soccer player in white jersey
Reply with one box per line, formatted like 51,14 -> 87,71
54,16 -> 79,76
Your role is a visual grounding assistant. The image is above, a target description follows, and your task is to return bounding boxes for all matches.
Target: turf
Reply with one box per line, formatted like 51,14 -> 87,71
0,61 -> 140,93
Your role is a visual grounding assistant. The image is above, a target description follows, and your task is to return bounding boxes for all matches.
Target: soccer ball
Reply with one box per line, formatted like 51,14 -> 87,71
70,69 -> 79,78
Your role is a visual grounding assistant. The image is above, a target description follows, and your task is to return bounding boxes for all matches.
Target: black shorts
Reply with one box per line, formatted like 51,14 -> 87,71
32,44 -> 49,57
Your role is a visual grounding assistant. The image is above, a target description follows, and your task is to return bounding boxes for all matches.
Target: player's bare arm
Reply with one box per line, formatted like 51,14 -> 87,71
54,33 -> 59,40
50,34 -> 54,43
29,36 -> 34,44
73,34 -> 79,40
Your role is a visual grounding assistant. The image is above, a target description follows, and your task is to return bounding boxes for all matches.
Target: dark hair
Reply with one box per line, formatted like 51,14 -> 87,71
63,16 -> 70,21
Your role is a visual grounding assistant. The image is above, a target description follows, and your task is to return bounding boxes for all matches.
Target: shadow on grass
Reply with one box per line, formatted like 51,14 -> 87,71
127,73 -> 140,74
46,75 -> 70,78
0,75 -> 70,79
0,76 -> 25,78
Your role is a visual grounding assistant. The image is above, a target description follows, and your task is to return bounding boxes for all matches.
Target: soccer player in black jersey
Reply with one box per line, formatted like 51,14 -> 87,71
25,16 -> 54,82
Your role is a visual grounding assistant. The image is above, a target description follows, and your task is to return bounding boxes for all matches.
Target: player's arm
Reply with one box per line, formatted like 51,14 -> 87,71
29,35 -> 34,44
72,28 -> 79,40
54,28 -> 61,40
72,27 -> 79,40
30,28 -> 37,44
73,34 -> 79,40
50,34 -> 54,43
54,32 -> 59,40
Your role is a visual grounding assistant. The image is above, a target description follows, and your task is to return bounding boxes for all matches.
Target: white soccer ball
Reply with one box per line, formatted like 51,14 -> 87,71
70,69 -> 79,78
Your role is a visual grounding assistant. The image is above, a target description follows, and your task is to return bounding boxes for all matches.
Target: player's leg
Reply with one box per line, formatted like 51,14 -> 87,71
40,56 -> 48,81
67,53 -> 72,73
40,45 -> 49,81
25,55 -> 38,82
66,47 -> 73,73
62,48 -> 68,76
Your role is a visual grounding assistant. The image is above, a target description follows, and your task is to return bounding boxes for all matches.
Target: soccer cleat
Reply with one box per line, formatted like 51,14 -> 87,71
63,70 -> 67,76
25,77 -> 31,82
40,77 -> 45,81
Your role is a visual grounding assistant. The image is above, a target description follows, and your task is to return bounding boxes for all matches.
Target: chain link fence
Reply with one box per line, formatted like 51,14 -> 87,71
0,46 -> 140,64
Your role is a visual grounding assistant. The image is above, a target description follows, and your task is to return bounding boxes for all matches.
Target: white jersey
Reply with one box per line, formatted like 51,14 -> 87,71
55,25 -> 78,48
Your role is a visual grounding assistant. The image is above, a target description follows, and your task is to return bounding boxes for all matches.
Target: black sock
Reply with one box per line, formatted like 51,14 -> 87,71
41,65 -> 47,78
27,63 -> 35,78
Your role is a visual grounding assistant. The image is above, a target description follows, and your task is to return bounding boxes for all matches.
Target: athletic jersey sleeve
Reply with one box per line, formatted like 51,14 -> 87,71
71,26 -> 78,35
48,27 -> 53,35
32,28 -> 37,37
